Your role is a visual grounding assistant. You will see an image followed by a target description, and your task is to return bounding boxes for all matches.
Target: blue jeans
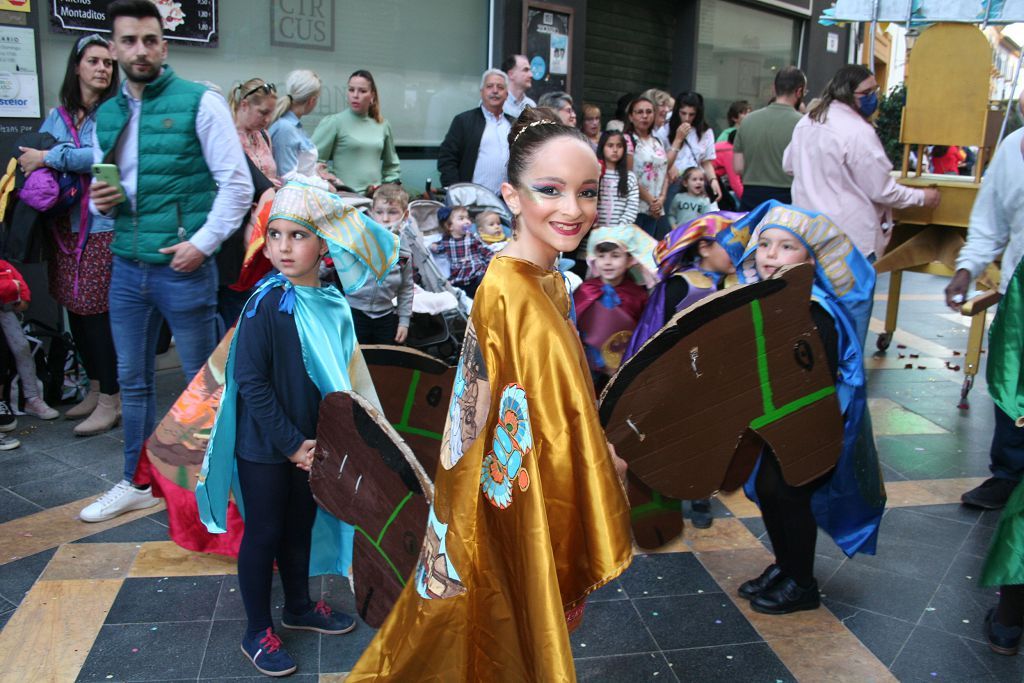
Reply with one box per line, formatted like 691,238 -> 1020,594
109,256 -> 219,482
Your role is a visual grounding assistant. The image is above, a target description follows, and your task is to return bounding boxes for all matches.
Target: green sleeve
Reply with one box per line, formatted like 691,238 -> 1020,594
311,114 -> 338,162
381,120 -> 401,184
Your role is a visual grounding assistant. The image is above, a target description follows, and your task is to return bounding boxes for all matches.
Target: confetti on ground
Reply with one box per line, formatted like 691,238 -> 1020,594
915,447 -> 925,451
652,612 -> 659,616
579,643 -> 586,648
715,619 -> 722,624
131,648 -> 139,653
726,655 -> 734,660
962,619 -> 970,623
926,607 -> 936,612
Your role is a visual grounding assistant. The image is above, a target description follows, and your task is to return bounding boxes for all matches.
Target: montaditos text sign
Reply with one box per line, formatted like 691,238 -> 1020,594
50,0 -> 218,47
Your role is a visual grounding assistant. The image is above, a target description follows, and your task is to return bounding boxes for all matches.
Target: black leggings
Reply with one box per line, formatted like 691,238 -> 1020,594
236,457 -> 317,637
755,452 -> 828,588
67,311 -> 119,395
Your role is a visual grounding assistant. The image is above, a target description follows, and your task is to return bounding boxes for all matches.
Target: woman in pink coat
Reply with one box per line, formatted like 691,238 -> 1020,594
783,64 -> 940,344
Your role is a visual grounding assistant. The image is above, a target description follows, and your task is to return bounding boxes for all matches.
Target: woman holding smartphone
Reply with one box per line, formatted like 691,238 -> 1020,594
17,34 -> 121,434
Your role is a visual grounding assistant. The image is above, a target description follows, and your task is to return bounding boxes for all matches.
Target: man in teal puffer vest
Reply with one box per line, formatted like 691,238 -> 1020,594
82,0 -> 253,523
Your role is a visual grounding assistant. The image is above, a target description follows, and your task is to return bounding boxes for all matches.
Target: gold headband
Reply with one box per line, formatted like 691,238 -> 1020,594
512,119 -> 560,146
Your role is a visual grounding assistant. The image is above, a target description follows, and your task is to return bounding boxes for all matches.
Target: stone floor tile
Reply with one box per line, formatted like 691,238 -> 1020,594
76,621 -> 212,681
105,576 -> 223,624
0,488 -> 43,524
877,506 -> 974,551
0,548 -> 56,607
570,599 -> 658,658
889,625 -> 997,683
317,617 -> 378,674
663,641 -> 794,682
919,583 -> 993,643
822,560 -> 935,622
823,600 -> 915,667
618,552 -> 720,599
588,578 -> 628,602
73,516 -> 172,545
8,468 -> 109,508
635,594 -> 760,651
0,450 -> 69,488
574,652 -> 677,682
850,536 -> 957,583
960,523 -> 997,559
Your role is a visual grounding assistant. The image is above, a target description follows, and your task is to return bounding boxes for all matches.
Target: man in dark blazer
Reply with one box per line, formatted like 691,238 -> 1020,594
437,69 -> 515,194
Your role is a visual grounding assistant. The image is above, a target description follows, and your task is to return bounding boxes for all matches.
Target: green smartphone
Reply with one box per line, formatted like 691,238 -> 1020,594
91,163 -> 126,204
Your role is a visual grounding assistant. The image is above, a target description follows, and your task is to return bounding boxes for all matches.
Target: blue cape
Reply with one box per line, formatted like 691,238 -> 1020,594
195,273 -> 361,575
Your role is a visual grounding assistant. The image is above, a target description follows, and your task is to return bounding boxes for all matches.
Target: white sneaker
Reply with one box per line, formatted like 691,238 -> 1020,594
23,397 -> 60,420
80,480 -> 159,523
0,435 -> 20,451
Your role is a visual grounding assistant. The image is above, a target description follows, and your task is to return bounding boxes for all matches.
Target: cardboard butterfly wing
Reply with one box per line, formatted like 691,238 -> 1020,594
599,263 -> 844,503
309,391 -> 434,628
361,345 -> 456,478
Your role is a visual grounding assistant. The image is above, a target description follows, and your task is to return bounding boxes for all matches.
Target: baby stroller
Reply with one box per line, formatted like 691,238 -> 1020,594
403,199 -> 470,364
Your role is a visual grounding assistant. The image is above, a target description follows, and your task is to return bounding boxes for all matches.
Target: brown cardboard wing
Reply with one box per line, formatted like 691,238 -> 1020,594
361,345 -> 455,479
309,391 -> 433,628
599,263 -> 844,501
627,473 -> 684,550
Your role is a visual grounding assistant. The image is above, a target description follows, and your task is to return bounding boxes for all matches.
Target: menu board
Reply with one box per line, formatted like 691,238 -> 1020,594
50,0 -> 218,46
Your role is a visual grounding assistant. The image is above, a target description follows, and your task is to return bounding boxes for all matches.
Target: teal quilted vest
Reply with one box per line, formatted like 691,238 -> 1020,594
95,65 -> 216,264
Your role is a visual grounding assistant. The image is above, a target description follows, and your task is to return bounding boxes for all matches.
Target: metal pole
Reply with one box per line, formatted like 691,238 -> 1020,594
997,51 -> 1024,146
867,0 -> 880,66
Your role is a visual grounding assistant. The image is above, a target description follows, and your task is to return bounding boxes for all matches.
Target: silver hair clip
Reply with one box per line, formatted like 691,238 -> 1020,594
513,119 -> 559,146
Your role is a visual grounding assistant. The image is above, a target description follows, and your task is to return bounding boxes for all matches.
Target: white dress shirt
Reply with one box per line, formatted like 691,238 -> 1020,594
472,106 -> 511,195
956,128 -> 1024,293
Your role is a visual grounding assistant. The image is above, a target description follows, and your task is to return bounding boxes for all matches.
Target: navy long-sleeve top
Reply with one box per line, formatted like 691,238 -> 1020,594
233,287 -> 321,463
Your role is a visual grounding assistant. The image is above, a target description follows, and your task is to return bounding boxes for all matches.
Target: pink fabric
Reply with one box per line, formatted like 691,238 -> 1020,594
783,102 -> 924,258
238,129 -> 280,186
713,141 -> 744,199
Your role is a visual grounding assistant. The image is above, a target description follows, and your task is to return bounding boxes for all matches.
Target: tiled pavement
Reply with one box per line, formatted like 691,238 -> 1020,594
0,271 -> 1022,681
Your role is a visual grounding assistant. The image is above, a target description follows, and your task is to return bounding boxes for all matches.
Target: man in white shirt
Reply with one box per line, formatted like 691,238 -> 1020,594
82,0 -> 253,523
437,70 -> 514,195
502,54 -> 536,118
946,125 -> 1024,511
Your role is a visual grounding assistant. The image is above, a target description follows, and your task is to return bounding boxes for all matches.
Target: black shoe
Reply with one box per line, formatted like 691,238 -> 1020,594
961,478 -> 1018,510
986,608 -> 1022,656
0,401 -> 16,433
751,577 -> 820,615
690,499 -> 713,529
738,564 -> 785,601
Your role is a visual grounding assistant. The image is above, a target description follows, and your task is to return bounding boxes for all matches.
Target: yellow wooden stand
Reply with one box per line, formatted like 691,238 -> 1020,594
874,22 -> 1001,405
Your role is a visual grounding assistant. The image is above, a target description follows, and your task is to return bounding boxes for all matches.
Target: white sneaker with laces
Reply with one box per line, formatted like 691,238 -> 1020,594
80,480 -> 159,522
0,435 -> 20,451
23,397 -> 60,420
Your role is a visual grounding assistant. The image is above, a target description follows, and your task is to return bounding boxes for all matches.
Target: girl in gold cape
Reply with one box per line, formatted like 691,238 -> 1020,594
347,109 -> 633,681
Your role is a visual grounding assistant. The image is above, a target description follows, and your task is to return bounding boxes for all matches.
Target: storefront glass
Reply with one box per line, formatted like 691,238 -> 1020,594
38,0 -> 488,147
694,0 -> 801,134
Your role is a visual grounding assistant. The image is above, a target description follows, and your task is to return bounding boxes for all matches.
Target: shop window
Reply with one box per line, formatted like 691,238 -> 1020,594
694,1 -> 801,133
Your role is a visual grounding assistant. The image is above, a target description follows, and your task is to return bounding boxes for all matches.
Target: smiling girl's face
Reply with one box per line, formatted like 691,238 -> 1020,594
501,136 -> 601,266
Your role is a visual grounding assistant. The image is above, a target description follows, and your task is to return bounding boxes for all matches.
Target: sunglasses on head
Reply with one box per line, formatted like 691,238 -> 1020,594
241,82 -> 276,100
75,33 -> 110,56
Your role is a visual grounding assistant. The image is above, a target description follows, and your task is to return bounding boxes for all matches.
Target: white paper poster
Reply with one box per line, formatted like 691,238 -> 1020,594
549,33 -> 567,75
0,26 -> 39,118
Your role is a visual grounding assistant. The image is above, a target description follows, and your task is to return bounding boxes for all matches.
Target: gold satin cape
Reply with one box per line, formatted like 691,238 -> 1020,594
347,256 -> 633,682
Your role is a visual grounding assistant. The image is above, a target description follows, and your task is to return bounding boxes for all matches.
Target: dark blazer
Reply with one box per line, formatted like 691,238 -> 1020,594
437,107 -> 515,188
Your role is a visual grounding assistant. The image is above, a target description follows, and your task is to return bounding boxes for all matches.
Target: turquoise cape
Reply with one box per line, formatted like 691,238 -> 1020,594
196,273 -> 362,575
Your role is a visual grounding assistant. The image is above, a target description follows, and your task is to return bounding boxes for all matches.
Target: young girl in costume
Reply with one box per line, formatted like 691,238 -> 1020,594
596,130 -> 640,227
347,107 -> 632,682
624,213 -> 740,530
574,225 -> 654,392
729,200 -> 884,615
195,176 -> 399,676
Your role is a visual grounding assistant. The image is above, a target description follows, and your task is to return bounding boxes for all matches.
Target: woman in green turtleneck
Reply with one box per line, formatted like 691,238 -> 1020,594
311,70 -> 401,196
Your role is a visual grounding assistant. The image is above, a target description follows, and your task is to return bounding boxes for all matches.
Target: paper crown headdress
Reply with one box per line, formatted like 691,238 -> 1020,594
268,178 -> 399,294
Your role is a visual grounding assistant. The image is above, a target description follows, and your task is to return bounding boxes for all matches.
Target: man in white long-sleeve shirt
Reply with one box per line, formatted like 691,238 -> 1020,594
81,0 -> 253,523
946,124 -> 1024,511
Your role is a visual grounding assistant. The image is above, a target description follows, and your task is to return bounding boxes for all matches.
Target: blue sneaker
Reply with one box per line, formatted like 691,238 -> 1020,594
282,600 -> 356,635
240,627 -> 297,677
